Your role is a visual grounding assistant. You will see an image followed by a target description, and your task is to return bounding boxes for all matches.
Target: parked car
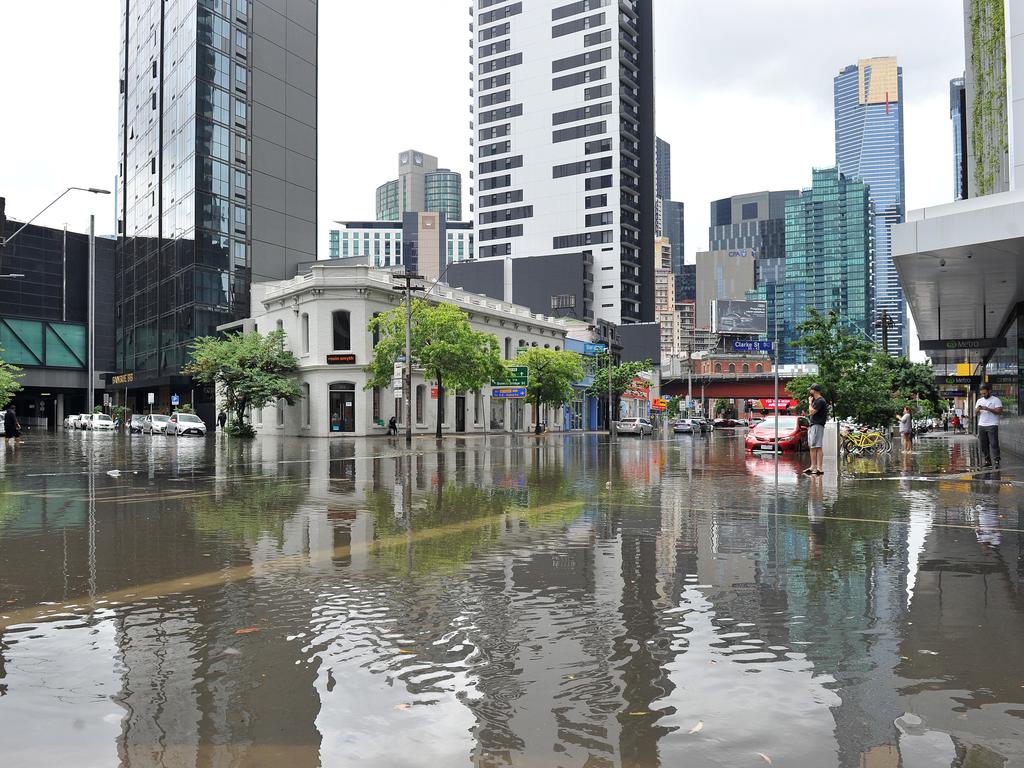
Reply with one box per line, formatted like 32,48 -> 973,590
65,414 -> 81,429
694,418 -> 714,433
75,413 -> 93,430
142,414 -> 171,434
86,413 -> 116,431
714,418 -> 745,428
744,415 -> 809,453
617,417 -> 653,436
129,414 -> 146,434
673,419 -> 694,434
167,412 -> 207,437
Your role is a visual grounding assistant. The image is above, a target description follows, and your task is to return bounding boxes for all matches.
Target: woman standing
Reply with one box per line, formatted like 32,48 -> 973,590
899,406 -> 913,452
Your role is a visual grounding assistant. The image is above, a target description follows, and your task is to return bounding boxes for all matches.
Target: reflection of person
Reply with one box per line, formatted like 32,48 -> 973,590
975,383 -> 1003,468
804,384 -> 827,475
4,405 -> 22,446
899,406 -> 913,452
807,474 -> 825,558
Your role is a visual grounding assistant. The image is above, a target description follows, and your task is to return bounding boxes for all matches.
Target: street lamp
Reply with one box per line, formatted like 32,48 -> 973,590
0,187 -> 110,248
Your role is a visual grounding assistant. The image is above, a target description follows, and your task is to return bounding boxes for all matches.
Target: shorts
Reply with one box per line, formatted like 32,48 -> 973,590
808,424 -> 824,448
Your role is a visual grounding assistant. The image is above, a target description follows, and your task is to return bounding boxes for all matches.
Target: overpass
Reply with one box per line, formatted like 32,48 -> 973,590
660,372 -> 802,404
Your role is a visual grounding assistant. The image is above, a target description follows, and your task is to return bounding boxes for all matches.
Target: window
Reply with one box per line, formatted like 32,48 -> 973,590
235,99 -> 247,121
234,169 -> 246,192
416,384 -> 425,423
504,337 -> 512,359
728,364 -> 736,373
301,312 -> 309,353
742,364 -> 749,373
756,364 -> 764,373
234,64 -> 247,86
715,363 -> 722,373
234,29 -> 247,51
234,205 -> 246,229
373,387 -> 381,422
328,383 -> 356,433
332,310 -> 351,350
302,383 -> 310,426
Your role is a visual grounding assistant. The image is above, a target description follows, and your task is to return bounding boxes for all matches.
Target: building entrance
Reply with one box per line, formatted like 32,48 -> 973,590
329,383 -> 356,433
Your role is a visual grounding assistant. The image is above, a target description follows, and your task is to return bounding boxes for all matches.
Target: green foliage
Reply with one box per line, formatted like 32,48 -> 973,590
514,347 -> 585,428
0,348 -> 22,410
366,300 -> 504,437
584,353 -> 652,422
176,403 -> 195,414
93,405 -> 104,414
788,309 -> 941,427
184,329 -> 302,438
969,0 -> 1007,194
714,398 -> 732,418
111,405 -> 128,424
666,396 -> 681,419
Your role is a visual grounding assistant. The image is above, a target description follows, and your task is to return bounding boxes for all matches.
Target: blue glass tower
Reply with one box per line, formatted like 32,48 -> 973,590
834,58 -> 906,356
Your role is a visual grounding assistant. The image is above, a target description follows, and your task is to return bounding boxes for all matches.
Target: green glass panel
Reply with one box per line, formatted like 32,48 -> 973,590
45,323 -> 86,368
0,319 -> 42,365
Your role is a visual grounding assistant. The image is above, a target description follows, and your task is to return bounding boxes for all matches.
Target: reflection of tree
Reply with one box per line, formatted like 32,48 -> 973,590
190,475 -> 309,544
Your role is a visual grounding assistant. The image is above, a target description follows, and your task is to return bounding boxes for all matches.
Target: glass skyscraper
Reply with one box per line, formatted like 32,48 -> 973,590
751,168 -> 874,365
834,57 -> 906,356
374,150 -> 462,222
116,0 -> 317,416
950,76 -> 968,201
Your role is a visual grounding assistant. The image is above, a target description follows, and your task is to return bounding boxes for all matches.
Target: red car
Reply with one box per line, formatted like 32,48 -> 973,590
744,415 -> 809,453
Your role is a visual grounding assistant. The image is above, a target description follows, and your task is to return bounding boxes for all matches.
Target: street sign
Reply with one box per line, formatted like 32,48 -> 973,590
920,337 -> 1006,351
492,366 -> 528,387
431,387 -> 439,399
147,392 -> 155,405
171,394 -> 180,406
732,340 -> 773,353
491,387 -> 527,399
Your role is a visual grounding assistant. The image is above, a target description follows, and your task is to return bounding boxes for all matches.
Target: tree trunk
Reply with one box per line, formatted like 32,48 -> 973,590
435,374 -> 444,439
533,397 -> 542,434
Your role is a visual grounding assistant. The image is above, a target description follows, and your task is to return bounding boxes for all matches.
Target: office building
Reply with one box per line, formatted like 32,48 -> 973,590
664,199 -> 685,296
115,0 -> 317,419
676,299 -> 716,353
0,218 -> 115,426
374,150 -> 463,221
695,249 -> 756,329
654,237 -> 675,355
469,0 -> 657,326
676,262 -> 695,302
655,136 -> 671,199
834,57 -> 906,355
951,76 -> 968,201
772,168 -> 874,365
964,0 -> 1012,196
708,190 -> 798,290
329,215 -> 473,280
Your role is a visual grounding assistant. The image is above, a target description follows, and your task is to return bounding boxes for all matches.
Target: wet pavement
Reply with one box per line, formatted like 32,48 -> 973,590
0,428 -> 1022,767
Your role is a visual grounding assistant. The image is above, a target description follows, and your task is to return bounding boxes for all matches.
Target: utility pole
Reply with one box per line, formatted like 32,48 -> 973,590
392,272 -> 424,447
87,214 -> 95,412
607,328 -> 616,440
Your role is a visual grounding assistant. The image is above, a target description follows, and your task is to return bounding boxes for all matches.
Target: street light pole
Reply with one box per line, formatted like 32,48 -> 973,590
392,272 -> 424,447
88,215 -> 95,413
0,187 -> 110,249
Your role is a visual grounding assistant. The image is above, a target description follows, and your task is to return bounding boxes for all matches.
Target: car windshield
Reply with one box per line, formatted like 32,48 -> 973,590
131,415 -> 145,422
95,415 -> 112,421
761,416 -> 798,430
151,415 -> 170,423
178,414 -> 202,423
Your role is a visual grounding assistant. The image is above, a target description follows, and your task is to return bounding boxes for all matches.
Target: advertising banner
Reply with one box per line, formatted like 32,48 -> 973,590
712,300 -> 768,335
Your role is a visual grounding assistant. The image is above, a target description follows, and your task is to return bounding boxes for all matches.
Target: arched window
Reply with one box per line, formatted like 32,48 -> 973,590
302,383 -> 310,426
714,363 -> 722,373
728,364 -> 736,373
332,310 -> 351,350
742,364 -> 749,373
505,337 -> 512,359
301,313 -> 309,354
276,319 -> 283,332
755,364 -> 763,373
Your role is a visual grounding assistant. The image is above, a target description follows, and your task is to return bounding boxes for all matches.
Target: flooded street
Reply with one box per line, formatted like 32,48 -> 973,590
0,430 -> 1022,767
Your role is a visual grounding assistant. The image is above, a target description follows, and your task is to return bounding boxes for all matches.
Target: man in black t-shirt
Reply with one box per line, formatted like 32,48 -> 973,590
805,384 -> 828,475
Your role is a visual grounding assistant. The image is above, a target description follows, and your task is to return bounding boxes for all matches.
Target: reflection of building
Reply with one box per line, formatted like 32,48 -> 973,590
469,0 -> 657,325
374,150 -> 462,222
950,76 -> 968,201
0,219 -> 115,424
115,0 -> 318,419
231,264 -> 570,436
695,249 -> 756,330
328,215 -> 473,278
835,57 -> 906,355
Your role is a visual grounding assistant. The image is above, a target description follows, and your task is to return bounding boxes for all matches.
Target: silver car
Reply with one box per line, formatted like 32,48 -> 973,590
142,414 -> 171,434
75,414 -> 93,430
167,412 -> 207,437
617,417 -> 653,436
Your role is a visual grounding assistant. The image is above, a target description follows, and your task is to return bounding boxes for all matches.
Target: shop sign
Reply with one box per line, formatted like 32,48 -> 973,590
755,398 -> 798,410
492,366 -> 529,387
327,353 -> 357,365
491,387 -> 527,399
583,342 -> 608,356
112,372 -> 134,385
935,375 -> 979,386
919,337 -> 1006,351
622,378 -> 650,400
651,398 -> 667,411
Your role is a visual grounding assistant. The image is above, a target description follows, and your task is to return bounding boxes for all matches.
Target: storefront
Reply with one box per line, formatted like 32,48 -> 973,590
328,383 -> 356,433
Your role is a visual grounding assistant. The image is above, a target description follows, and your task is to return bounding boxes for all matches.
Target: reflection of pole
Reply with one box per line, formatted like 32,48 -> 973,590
687,336 -> 693,412
392,272 -> 424,447
87,215 -> 95,411
774,310 -> 780,472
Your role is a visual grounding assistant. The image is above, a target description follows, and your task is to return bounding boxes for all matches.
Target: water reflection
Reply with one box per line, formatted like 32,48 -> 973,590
0,433 -> 1022,766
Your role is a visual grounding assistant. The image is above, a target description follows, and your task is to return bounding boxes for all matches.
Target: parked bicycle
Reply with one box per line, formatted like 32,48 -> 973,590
840,425 -> 892,457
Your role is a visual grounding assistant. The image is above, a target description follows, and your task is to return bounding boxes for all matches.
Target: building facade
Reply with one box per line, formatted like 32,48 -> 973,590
238,264 -> 571,437
951,76 -> 968,201
374,150 -> 463,221
694,249 -> 756,330
663,200 -> 685,298
708,190 -> 797,291
0,219 -> 115,427
772,168 -> 874,365
653,237 -> 676,356
655,136 -> 671,200
964,0 -> 1011,197
834,57 -> 906,355
469,0 -> 657,326
115,0 -> 317,421
329,217 -> 473,279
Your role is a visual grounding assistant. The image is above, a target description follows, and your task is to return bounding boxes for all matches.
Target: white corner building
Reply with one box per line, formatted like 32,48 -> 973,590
232,264 -> 571,437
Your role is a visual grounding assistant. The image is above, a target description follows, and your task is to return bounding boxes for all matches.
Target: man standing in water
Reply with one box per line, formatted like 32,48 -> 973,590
975,383 -> 1003,468
804,384 -> 827,475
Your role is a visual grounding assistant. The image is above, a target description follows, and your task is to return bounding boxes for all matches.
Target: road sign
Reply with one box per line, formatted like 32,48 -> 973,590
491,387 -> 527,399
492,366 -> 528,387
171,394 -> 180,406
147,392 -> 155,405
732,340 -> 773,353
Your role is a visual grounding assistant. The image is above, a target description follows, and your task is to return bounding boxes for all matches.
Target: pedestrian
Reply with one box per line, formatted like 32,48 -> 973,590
218,410 -> 227,431
899,405 -> 913,453
4,405 -> 22,446
804,384 -> 827,475
387,415 -> 398,435
975,383 -> 1003,468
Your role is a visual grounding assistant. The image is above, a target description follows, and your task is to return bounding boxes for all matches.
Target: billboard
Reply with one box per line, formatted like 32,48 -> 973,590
712,300 -> 768,335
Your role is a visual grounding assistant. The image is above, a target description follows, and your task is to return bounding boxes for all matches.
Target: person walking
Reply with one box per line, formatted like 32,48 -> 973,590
804,384 -> 828,475
899,405 -> 914,453
975,383 -> 1003,468
4,405 -> 22,446
218,410 -> 228,431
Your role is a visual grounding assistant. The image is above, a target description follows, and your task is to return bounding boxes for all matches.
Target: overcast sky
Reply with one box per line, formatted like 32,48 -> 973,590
1,0 -> 965,266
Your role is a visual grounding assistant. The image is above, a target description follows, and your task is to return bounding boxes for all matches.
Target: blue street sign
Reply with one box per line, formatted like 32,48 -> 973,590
732,340 -> 773,353
491,387 -> 527,399
171,394 -> 180,406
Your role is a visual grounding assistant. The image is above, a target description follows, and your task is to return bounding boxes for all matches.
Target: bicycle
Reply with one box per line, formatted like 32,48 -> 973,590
840,426 -> 892,457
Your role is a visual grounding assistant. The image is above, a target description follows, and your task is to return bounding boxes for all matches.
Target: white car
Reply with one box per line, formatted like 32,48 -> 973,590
65,414 -> 81,429
617,417 -> 653,436
86,413 -> 116,431
674,419 -> 696,434
166,412 -> 207,437
75,413 -> 93,430
142,414 -> 171,434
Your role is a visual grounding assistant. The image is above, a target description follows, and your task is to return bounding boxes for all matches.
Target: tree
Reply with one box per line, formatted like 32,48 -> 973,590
366,300 -> 504,437
513,347 -> 585,433
184,329 -> 302,437
0,349 -> 22,410
585,353 -> 652,425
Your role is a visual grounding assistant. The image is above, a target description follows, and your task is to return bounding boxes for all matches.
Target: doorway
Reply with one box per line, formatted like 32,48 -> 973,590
455,394 -> 466,433
328,383 -> 356,433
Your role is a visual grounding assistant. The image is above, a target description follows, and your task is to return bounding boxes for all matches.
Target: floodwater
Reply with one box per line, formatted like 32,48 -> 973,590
0,429 -> 1022,767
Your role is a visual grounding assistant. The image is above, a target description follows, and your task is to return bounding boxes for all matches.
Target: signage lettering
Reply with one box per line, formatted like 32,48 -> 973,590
326,353 -> 357,365
491,387 -> 527,399
919,337 -> 1007,351
112,372 -> 134,385
492,366 -> 529,387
